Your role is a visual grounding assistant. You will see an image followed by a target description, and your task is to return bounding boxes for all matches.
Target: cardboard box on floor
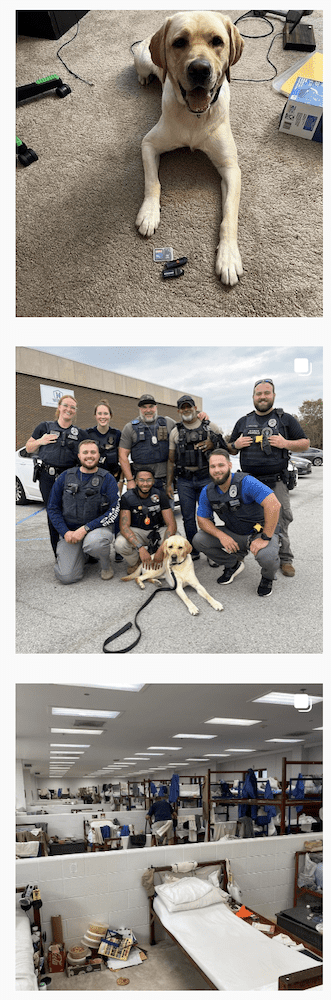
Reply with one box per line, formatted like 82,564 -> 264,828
279,77 -> 323,142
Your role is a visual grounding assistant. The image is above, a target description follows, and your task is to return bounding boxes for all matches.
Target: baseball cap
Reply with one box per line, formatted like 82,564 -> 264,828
138,394 -> 156,406
177,394 -> 196,408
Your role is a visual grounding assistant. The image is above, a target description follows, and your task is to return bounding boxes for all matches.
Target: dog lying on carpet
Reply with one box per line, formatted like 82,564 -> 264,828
132,10 -> 244,286
121,534 -> 223,616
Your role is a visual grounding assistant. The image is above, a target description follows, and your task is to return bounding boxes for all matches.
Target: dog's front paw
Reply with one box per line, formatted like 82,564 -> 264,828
216,241 -> 243,286
136,199 -> 160,237
214,601 -> 224,612
188,603 -> 199,615
136,579 -> 145,589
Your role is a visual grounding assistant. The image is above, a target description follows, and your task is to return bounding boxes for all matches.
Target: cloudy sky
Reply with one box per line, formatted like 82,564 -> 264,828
32,345 -> 322,435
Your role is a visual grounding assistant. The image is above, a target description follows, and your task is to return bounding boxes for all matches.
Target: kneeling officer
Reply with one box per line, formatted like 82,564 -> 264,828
193,449 -> 281,597
47,440 -> 120,584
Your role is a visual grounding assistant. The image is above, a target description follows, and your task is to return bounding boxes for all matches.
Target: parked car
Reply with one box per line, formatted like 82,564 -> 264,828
290,447 -> 323,466
290,455 -> 312,477
16,448 -> 43,504
229,453 -> 298,487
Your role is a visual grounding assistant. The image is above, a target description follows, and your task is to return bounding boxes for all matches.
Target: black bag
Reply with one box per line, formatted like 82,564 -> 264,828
130,822 -> 147,848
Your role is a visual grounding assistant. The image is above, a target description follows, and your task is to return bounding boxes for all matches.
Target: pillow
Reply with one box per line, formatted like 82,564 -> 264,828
155,877 -> 225,912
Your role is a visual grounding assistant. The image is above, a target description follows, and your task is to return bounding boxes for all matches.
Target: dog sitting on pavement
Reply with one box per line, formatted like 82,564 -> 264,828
121,534 -> 223,616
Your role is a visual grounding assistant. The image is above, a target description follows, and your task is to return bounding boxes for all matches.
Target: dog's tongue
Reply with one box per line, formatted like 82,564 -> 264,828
186,86 -> 210,113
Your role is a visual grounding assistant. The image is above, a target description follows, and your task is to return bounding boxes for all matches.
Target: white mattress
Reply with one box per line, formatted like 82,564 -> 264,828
153,897 -> 321,991
15,909 -> 38,990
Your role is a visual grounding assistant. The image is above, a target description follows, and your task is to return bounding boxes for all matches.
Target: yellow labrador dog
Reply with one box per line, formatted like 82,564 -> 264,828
121,534 -> 223,616
132,11 -> 244,286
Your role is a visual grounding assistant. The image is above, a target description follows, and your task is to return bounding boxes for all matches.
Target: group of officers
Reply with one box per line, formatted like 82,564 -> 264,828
25,379 -> 309,597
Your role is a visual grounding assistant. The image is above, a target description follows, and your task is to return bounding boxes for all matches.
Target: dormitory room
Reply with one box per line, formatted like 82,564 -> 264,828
16,683 -> 323,991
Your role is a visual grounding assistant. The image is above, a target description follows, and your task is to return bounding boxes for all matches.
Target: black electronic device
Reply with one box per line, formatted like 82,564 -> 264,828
16,11 -> 89,40
252,11 -> 316,51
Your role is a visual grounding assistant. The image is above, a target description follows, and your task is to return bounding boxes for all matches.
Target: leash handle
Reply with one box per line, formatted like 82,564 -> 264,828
103,573 -> 177,653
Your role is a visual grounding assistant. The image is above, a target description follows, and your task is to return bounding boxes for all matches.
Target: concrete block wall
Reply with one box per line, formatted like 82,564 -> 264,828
16,833 -> 322,950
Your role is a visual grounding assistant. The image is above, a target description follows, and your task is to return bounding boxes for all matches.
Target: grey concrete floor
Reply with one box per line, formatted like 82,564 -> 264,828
16,470 -> 322,654
46,938 -> 213,990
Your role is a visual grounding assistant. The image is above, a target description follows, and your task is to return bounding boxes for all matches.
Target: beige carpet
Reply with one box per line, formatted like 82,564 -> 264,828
16,9 -> 323,318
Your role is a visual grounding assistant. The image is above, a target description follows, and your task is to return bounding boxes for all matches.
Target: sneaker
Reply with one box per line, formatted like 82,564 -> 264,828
281,562 -> 295,577
207,558 -> 219,567
217,561 -> 244,585
191,551 -> 200,561
101,564 -> 114,580
257,576 -> 273,597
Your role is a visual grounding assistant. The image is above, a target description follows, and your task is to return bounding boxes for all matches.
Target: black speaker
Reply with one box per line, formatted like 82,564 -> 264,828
16,11 -> 89,40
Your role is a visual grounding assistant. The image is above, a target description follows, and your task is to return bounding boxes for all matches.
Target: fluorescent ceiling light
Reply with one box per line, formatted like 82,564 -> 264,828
51,728 -> 103,735
206,718 -> 260,726
204,753 -> 230,757
148,746 -> 183,750
52,707 -> 120,718
252,691 -> 322,706
50,743 -> 90,748
265,738 -> 303,743
313,727 -> 323,731
68,684 -> 144,691
227,748 -> 256,753
50,750 -> 84,754
174,734 -> 216,739
186,758 -> 207,761
136,752 -> 164,756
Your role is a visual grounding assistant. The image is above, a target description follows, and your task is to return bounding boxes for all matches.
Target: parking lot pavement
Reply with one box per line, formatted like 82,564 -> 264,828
16,470 -> 322,655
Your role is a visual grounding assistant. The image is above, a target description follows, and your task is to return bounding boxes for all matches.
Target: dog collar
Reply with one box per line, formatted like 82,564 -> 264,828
179,81 -> 222,116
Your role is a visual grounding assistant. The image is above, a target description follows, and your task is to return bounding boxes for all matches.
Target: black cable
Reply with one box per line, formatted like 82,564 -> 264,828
232,11 -> 284,82
56,19 -> 94,87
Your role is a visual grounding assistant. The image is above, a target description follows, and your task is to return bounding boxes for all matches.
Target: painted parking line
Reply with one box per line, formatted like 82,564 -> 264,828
16,508 -> 45,525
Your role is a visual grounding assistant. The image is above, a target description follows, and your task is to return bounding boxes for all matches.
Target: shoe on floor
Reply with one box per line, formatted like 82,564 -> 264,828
125,558 -> 141,575
101,564 -> 114,580
257,576 -> 273,597
207,558 -> 219,567
281,562 -> 295,577
191,550 -> 200,561
115,552 -> 124,562
217,561 -> 244,585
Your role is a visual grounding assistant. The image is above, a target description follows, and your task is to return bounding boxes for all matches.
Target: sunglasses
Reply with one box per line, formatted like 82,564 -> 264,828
253,380 -> 274,390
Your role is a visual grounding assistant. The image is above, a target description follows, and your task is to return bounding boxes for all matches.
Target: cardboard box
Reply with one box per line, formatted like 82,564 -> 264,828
48,943 -> 66,973
279,77 -> 323,142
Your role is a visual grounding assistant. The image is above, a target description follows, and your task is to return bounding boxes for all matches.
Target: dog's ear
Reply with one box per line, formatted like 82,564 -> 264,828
184,539 -> 193,555
224,18 -> 244,82
149,19 -> 171,83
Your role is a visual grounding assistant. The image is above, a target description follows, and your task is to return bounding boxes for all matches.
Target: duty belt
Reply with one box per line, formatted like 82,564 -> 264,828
41,461 -> 64,477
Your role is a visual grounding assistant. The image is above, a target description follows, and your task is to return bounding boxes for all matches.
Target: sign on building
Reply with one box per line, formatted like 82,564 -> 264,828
40,385 -> 75,407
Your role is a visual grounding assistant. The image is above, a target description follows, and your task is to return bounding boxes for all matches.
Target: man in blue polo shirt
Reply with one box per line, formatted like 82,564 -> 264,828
193,449 -> 281,597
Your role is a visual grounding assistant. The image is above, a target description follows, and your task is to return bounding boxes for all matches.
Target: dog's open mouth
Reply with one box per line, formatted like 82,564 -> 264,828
179,81 -> 213,114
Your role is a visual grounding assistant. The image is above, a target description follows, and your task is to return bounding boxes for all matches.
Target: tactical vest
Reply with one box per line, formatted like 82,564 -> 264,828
124,488 -> 165,530
85,426 -> 119,471
206,473 -> 265,535
38,422 -> 81,469
240,409 -> 288,474
175,421 -> 210,475
62,467 -> 109,528
131,417 -> 169,467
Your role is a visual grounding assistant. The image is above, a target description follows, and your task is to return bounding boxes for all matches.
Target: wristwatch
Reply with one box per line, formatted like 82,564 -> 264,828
84,525 -> 91,533
261,532 -> 271,541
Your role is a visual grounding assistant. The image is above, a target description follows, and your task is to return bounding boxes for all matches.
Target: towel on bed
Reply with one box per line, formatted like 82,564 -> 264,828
172,862 -> 198,873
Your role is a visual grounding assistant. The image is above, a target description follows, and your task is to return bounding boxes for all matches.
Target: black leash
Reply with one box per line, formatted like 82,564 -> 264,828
103,571 -> 177,653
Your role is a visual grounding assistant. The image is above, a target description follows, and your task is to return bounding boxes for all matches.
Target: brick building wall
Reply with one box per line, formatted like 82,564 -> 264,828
16,349 -> 202,448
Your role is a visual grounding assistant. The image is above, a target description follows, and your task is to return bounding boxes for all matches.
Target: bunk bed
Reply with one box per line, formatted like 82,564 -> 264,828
148,860 -> 322,991
16,888 -> 43,991
207,759 -> 322,839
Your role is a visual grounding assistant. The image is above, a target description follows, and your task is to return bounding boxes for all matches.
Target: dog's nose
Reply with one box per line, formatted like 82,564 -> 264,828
187,59 -> 212,87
